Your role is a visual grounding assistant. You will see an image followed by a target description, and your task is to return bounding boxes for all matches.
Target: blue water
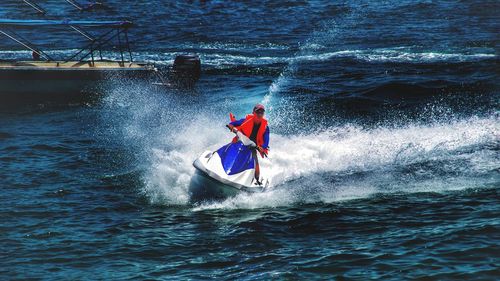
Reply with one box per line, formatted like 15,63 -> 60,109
1,0 -> 499,280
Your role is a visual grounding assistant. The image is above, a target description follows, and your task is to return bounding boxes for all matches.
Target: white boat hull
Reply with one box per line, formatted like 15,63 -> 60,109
0,61 -> 155,97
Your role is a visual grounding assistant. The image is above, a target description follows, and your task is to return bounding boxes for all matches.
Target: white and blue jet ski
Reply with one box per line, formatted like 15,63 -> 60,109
190,127 -> 271,200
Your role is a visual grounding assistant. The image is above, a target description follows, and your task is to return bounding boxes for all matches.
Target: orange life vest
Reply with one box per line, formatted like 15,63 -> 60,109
233,114 -> 268,147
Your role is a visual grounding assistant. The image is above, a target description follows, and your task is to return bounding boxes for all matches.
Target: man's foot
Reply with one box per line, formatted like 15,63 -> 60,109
254,178 -> 263,186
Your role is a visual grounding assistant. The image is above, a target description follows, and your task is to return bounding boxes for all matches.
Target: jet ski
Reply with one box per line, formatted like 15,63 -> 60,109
190,126 -> 271,200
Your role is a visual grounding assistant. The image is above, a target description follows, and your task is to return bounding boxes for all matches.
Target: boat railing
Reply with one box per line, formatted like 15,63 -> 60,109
63,24 -> 133,65
0,19 -> 136,65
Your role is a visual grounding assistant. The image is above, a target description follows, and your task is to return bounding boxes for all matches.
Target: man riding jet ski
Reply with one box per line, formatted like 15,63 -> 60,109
191,104 -> 271,199
227,103 -> 270,181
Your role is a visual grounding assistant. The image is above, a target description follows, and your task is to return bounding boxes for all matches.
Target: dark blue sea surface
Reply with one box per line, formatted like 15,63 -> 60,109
1,0 -> 499,280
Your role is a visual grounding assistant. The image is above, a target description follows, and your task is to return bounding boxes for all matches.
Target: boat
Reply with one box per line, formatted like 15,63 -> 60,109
190,126 -> 271,201
0,19 -> 156,99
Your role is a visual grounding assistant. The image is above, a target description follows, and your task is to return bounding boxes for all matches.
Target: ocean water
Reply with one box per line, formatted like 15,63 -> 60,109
1,0 -> 499,280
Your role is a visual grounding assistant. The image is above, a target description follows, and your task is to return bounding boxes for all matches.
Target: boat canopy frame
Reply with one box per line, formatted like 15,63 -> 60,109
0,19 -> 135,64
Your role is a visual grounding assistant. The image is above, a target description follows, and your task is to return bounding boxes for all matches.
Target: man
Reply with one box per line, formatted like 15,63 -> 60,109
227,104 -> 270,183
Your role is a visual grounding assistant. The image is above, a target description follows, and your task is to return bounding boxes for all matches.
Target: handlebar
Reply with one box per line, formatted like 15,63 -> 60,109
226,124 -> 268,157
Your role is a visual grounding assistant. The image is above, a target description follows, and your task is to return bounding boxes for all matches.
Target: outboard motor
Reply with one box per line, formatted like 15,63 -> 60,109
172,54 -> 201,85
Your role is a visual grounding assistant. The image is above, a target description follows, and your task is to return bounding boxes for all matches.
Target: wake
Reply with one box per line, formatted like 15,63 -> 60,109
141,114 -> 498,209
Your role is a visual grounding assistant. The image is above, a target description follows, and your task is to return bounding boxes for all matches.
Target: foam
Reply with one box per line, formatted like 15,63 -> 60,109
140,114 -> 498,209
101,80 -> 498,209
269,117 -> 498,185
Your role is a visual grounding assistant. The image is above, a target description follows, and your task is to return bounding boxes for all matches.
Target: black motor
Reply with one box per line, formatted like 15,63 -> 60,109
172,54 -> 201,84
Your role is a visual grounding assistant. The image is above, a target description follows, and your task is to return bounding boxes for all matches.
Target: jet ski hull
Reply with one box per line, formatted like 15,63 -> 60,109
189,169 -> 244,201
190,143 -> 270,201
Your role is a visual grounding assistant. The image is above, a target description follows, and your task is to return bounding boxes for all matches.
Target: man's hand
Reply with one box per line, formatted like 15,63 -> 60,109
257,146 -> 268,157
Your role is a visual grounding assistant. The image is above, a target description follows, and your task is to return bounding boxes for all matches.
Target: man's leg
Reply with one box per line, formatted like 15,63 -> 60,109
252,150 -> 261,184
